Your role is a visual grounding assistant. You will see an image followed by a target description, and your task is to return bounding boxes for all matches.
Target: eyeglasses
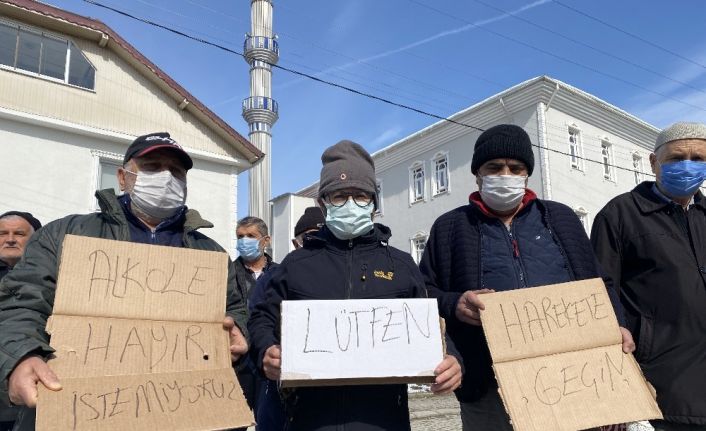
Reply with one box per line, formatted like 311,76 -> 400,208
325,191 -> 374,208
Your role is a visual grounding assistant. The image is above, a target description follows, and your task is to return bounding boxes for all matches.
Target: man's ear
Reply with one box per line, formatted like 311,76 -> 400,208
475,175 -> 482,191
117,167 -> 127,191
649,153 -> 658,174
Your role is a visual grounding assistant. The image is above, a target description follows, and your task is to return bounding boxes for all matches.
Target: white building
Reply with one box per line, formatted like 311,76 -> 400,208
273,76 -> 660,262
0,0 -> 263,255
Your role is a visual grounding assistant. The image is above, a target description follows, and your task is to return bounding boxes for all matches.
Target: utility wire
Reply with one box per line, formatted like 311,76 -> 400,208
406,0 -> 706,113
82,0 -> 658,177
470,0 -> 706,96
552,0 -> 706,71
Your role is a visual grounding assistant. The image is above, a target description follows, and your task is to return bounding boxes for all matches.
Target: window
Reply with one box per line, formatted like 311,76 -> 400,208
632,153 -> 644,185
0,20 -> 95,90
568,127 -> 583,170
409,162 -> 426,204
574,207 -> 589,232
374,179 -> 384,217
432,153 -> 449,196
601,140 -> 615,181
410,233 -> 428,264
98,159 -> 121,193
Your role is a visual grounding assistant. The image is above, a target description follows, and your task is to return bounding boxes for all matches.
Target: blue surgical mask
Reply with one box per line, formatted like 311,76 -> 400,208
237,237 -> 263,261
324,200 -> 374,240
659,160 -> 706,197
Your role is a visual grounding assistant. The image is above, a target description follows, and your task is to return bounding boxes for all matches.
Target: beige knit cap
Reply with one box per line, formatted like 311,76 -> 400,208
655,121 -> 706,151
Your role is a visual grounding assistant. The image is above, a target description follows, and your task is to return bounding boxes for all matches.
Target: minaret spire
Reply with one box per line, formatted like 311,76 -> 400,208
243,0 -> 278,223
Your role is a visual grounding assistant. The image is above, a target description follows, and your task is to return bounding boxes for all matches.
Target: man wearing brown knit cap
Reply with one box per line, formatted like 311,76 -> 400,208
249,140 -> 463,431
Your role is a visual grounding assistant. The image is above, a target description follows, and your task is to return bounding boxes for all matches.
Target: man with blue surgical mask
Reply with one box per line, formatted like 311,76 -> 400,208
0,132 -> 249,430
592,122 -> 706,431
249,140 -> 463,431
419,124 -> 631,431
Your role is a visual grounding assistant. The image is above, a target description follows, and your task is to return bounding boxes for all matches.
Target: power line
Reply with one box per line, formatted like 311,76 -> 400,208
405,0 -> 706,114
81,0 -> 657,177
552,0 -> 706,71
470,0 -> 706,97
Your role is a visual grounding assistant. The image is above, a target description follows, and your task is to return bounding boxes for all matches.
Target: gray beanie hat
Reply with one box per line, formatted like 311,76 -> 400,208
319,140 -> 376,200
655,122 -> 706,151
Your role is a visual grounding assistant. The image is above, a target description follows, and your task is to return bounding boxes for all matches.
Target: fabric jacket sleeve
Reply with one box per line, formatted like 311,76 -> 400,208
248,262 -> 289,372
226,258 -> 250,341
0,224 -> 61,403
419,219 -> 463,323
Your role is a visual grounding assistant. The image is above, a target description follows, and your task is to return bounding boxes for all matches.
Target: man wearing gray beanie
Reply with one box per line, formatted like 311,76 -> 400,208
249,139 -> 463,431
592,121 -> 706,430
419,124 -> 631,431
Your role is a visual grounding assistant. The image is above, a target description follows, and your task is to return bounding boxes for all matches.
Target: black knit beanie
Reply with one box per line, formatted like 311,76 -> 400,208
319,140 -> 377,199
471,124 -> 534,175
294,207 -> 325,237
0,211 -> 42,231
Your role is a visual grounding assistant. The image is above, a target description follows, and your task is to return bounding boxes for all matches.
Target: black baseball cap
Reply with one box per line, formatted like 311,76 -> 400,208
123,132 -> 193,170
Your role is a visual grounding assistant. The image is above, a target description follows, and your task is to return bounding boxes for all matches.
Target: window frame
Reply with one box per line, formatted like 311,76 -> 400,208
0,18 -> 96,91
601,139 -> 616,182
408,161 -> 427,204
431,151 -> 450,197
410,232 -> 428,265
632,152 -> 644,185
574,206 -> 589,232
374,178 -> 384,217
91,149 -> 123,211
568,126 -> 584,171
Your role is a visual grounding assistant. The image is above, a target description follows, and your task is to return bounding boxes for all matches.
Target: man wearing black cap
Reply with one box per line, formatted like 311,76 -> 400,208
0,212 -> 41,281
0,211 -> 40,430
249,140 -> 463,431
419,124 -> 633,430
0,133 -> 249,429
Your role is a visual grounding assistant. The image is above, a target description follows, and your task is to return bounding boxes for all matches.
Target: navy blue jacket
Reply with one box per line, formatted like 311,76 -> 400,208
249,224 -> 461,431
419,194 -> 623,402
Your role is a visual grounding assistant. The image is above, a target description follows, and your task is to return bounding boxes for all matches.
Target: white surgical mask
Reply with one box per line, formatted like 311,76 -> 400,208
479,175 -> 527,212
127,170 -> 187,220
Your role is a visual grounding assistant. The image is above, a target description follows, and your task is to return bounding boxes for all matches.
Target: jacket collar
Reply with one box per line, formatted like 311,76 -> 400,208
95,189 -> 213,232
468,188 -> 538,219
307,223 -> 392,250
631,181 -> 706,213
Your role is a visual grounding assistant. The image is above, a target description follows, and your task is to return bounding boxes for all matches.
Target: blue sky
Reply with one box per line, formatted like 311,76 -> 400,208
46,0 -> 706,215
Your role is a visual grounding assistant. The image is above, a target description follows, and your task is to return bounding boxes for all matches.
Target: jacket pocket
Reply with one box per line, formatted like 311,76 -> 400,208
635,315 -> 654,363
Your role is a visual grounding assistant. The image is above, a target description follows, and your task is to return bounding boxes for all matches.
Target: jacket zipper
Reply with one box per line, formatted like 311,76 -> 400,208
346,240 -> 354,299
507,223 -> 527,288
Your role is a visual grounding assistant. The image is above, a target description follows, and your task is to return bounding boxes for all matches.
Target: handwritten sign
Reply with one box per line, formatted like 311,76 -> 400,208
280,298 -> 444,387
36,235 -> 253,431
480,279 -> 662,431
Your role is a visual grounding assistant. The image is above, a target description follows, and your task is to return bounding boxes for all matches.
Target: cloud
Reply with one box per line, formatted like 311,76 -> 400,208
273,0 -> 551,92
626,48 -> 706,127
369,126 -> 404,150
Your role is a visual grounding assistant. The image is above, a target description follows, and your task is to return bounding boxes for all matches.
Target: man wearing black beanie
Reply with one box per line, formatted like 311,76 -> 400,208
419,124 -> 633,431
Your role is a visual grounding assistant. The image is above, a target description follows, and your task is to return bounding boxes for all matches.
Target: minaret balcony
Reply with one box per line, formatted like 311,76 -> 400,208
244,35 -> 279,64
242,96 -> 279,125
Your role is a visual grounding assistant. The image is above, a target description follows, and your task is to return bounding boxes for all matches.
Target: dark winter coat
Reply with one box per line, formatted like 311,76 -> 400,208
249,224 -> 462,431
0,190 -> 249,411
591,182 -> 706,425
419,194 -> 623,402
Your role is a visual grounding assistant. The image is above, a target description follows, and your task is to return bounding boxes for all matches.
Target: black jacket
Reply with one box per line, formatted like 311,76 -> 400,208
249,224 -> 460,431
420,197 -> 622,402
0,260 -> 9,281
591,182 -> 706,425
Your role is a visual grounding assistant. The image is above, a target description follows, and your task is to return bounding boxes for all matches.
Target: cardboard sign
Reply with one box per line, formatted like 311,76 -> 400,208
36,235 -> 254,431
280,298 -> 444,387
480,279 -> 662,431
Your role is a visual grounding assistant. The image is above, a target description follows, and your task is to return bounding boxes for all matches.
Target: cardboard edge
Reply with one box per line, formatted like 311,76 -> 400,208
280,375 -> 436,388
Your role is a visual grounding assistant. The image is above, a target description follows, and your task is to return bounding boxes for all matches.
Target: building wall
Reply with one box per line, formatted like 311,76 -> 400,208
0,15 -> 240,159
271,194 -> 316,262
0,117 -> 237,253
543,107 -> 654,229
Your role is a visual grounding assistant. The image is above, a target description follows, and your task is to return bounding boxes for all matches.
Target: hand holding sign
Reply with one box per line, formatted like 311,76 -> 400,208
223,317 -> 248,362
455,289 -> 494,326
430,354 -> 462,395
263,344 -> 282,380
620,326 -> 636,354
8,355 -> 61,408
